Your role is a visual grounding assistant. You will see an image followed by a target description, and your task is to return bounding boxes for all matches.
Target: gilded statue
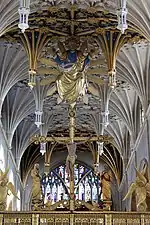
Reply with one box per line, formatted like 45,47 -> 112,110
100,170 -> 112,201
0,168 -> 19,210
123,166 -> 150,211
51,133 -> 91,182
66,136 -> 92,182
50,37 -> 91,104
38,37 -> 105,103
31,164 -> 43,210
66,142 -> 77,182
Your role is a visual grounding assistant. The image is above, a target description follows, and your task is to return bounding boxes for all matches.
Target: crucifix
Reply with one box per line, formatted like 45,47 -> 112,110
31,102 -> 112,211
31,110 -> 112,211
31,36 -> 112,211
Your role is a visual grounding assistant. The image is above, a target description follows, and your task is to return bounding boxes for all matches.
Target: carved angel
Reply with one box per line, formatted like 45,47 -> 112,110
0,168 -> 19,210
123,166 -> 150,211
38,37 -> 107,103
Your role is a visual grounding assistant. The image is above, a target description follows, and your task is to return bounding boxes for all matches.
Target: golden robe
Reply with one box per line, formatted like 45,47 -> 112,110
56,56 -> 87,104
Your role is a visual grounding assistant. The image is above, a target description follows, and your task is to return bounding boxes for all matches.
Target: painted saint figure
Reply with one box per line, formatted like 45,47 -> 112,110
100,170 -> 112,201
38,37 -> 105,99
31,164 -> 43,202
52,37 -> 91,104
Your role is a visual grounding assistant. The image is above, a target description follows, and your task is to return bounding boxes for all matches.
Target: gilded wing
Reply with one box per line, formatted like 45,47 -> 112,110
58,41 -> 66,55
38,67 -> 59,76
1,168 -> 9,179
4,168 -> 9,176
40,77 -> 57,86
88,83 -> 99,97
47,85 -> 57,96
141,165 -> 147,176
135,167 -> 147,185
0,169 -> 3,177
87,74 -> 104,85
123,183 -> 137,201
90,59 -> 106,67
7,182 -> 20,200
87,67 -> 107,75
39,58 -> 57,67
136,186 -> 146,207
80,40 -> 88,54
146,182 -> 150,196
46,47 -> 56,56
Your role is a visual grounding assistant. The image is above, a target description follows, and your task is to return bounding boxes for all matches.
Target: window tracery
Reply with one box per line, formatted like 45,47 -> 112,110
41,163 -> 101,204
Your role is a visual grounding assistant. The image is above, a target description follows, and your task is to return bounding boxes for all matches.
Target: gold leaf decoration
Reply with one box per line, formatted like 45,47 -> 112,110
87,7 -> 97,14
103,10 -> 109,15
48,6 -> 59,13
70,4 -> 78,11
39,58 -> 57,67
1,34 -> 17,43
35,18 -> 41,22
38,67 -> 59,76
46,17 -> 57,24
95,27 -> 105,34
39,27 -> 50,33
90,59 -> 106,67
87,18 -> 100,24
129,35 -> 144,44
87,67 -> 107,75
87,74 -> 104,85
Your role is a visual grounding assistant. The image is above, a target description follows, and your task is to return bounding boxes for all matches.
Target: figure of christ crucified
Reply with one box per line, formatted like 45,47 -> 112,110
65,136 -> 91,181
51,136 -> 91,182
66,142 -> 77,182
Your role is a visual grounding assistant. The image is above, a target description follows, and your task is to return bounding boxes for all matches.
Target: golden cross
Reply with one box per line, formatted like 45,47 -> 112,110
30,135 -> 113,145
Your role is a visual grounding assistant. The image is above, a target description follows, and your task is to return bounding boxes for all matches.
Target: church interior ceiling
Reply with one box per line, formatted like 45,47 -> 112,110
0,0 -> 149,184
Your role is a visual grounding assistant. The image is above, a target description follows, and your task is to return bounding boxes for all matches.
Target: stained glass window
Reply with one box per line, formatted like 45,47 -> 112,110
41,163 -> 101,204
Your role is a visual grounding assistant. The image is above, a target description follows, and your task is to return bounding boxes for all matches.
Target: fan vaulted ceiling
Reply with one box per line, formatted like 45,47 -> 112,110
0,0 -> 150,183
